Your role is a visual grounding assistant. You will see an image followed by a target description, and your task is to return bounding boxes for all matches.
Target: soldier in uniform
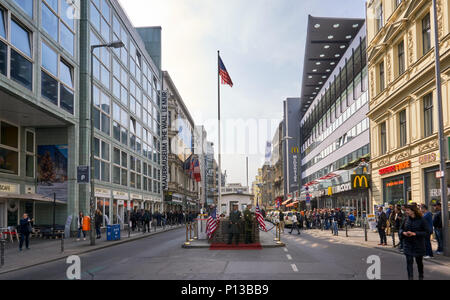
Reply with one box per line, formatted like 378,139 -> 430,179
228,204 -> 242,245
244,204 -> 255,244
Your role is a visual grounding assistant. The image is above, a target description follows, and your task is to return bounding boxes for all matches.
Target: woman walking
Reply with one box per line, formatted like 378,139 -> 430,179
400,203 -> 431,280
95,209 -> 103,239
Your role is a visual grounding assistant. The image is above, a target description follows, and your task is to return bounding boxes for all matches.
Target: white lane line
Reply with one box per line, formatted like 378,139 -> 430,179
291,264 -> 299,272
286,254 -> 293,260
284,248 -> 288,252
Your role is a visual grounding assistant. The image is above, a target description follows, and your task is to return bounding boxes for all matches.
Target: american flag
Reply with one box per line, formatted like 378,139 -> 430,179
219,56 -> 233,87
255,203 -> 267,232
206,208 -> 219,238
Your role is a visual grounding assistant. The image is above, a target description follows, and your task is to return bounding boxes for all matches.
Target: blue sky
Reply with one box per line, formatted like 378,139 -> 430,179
119,0 -> 367,186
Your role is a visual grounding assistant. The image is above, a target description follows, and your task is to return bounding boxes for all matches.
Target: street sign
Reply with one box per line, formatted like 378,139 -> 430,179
77,166 -> 89,184
436,171 -> 445,179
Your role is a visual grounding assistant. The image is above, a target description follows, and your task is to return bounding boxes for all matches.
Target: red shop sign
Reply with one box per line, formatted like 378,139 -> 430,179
379,161 -> 411,176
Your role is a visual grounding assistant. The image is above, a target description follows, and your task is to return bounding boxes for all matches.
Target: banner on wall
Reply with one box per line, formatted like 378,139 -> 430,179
37,145 -> 68,203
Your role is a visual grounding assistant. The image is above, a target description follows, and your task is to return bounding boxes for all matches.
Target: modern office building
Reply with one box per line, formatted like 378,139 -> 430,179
271,121 -> 284,208
299,16 -> 370,213
366,0 -> 450,211
0,0 -> 164,231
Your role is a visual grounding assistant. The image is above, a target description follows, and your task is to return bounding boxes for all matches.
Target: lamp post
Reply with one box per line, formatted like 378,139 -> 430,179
90,41 -> 124,246
432,0 -> 449,256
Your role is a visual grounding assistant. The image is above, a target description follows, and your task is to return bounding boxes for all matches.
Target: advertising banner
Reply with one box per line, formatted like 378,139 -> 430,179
37,145 -> 68,203
161,91 -> 169,191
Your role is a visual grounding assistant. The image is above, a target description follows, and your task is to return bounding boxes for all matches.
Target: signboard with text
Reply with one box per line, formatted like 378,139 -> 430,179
161,91 -> 169,191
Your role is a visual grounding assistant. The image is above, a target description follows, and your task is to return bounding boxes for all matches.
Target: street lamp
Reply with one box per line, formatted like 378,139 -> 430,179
90,41 -> 124,246
432,0 -> 449,256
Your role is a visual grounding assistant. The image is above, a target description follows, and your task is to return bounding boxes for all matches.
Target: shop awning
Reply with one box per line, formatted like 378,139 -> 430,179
0,193 -> 66,204
286,201 -> 299,208
281,198 -> 292,205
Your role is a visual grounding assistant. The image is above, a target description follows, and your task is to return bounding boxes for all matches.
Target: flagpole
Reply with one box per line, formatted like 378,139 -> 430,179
218,50 -> 223,215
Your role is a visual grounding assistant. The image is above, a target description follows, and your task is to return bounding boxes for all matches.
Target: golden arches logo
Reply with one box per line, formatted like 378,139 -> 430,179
353,175 -> 369,189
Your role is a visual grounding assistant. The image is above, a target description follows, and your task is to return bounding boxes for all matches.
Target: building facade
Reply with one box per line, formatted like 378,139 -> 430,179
299,16 -> 370,213
0,0 -> 164,230
366,0 -> 450,213
162,70 -> 199,213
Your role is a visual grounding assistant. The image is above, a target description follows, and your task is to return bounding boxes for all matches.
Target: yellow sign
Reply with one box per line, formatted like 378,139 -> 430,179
328,187 -> 333,196
291,147 -> 299,154
352,175 -> 370,189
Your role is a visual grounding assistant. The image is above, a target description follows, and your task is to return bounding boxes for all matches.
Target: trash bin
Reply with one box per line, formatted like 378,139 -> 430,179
107,224 -> 121,241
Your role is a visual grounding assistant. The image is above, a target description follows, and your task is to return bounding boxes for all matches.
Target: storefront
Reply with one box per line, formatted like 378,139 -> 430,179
115,191 -> 130,226
424,164 -> 450,213
95,188 -> 111,227
382,173 -> 412,206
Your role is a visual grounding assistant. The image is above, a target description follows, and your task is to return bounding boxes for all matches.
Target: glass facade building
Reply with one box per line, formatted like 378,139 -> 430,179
0,0 -> 163,232
298,17 -> 370,212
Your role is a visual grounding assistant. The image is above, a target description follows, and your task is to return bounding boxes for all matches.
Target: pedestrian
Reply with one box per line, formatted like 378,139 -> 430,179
420,204 -> 434,259
279,211 -> 285,233
95,209 -> 102,239
376,206 -> 387,246
348,211 -> 356,228
289,212 -> 301,235
143,210 -> 151,233
76,212 -> 87,241
18,213 -> 33,251
393,205 -> 404,252
432,202 -> 443,255
131,208 -> 137,232
400,203 -> 431,280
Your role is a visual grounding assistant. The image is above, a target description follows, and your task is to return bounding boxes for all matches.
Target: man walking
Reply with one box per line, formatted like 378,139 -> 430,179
18,213 -> 33,251
377,206 -> 387,246
421,204 -> 434,258
432,203 -> 443,255
279,211 -> 285,233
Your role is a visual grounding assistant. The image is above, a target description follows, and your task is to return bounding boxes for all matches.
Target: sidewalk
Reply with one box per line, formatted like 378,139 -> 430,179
0,224 -> 184,275
298,227 -> 450,267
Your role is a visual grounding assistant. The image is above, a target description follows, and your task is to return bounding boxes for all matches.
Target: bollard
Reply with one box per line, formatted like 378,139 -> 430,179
1,239 -> 5,267
189,223 -> 193,242
128,223 -> 131,238
274,223 -> 279,241
345,223 -> 348,237
364,220 -> 368,242
392,229 -> 396,247
61,234 -> 65,253
184,223 -> 190,246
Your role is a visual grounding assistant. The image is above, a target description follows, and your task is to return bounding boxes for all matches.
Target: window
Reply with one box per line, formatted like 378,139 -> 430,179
10,19 -> 32,90
93,85 -> 110,135
422,13 -> 431,55
399,110 -> 407,147
41,0 -> 75,56
94,138 -> 110,182
112,148 -> 128,186
41,42 -> 75,114
380,122 -> 387,155
376,4 -> 383,32
25,131 -> 35,178
0,121 -> 19,175
379,61 -> 385,92
423,94 -> 433,137
398,41 -> 405,76
13,0 -> 33,17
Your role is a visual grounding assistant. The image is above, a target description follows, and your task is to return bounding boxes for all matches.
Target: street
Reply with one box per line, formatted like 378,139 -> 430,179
1,224 -> 449,280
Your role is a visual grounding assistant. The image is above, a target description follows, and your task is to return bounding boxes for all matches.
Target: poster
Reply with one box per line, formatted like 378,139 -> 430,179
37,145 -> 68,203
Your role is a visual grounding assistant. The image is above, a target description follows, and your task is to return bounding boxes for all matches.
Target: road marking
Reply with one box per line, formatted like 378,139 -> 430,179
284,248 -> 288,252
286,254 -> 292,260
291,264 -> 299,272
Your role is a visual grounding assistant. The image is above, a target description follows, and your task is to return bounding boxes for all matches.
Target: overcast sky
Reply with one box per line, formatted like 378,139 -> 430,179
118,0 -> 366,187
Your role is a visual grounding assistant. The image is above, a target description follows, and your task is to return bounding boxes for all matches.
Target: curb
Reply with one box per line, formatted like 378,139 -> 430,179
0,225 -> 184,275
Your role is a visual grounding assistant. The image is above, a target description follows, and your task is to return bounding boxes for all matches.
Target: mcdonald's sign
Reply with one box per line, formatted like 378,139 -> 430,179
351,175 -> 371,189
291,147 -> 299,154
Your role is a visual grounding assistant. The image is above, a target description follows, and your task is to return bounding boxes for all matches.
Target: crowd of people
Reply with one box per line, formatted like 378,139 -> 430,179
128,209 -> 198,233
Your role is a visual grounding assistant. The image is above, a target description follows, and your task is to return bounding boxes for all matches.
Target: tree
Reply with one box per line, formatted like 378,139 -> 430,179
39,151 -> 56,185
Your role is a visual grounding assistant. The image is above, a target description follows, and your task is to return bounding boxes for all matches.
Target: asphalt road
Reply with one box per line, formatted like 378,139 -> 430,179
1,225 -> 449,280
